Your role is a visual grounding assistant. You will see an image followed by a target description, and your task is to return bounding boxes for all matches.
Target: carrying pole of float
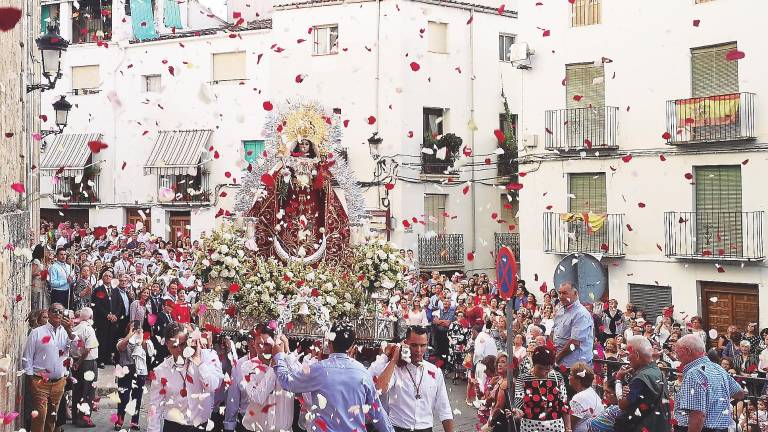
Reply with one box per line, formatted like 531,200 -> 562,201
496,246 -> 518,432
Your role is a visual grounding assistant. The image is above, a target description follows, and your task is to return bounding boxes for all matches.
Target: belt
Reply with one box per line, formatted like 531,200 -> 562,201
394,427 -> 432,432
33,375 -> 64,383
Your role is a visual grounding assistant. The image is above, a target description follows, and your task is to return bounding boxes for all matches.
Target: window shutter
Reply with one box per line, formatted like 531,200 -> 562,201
424,194 -> 447,233
566,64 -> 604,108
691,43 -> 738,98
243,140 -> 265,164
629,284 -> 672,323
694,165 -> 742,255
571,0 -> 601,27
72,65 -> 100,90
568,173 -> 607,213
212,52 -> 246,82
428,21 -> 447,53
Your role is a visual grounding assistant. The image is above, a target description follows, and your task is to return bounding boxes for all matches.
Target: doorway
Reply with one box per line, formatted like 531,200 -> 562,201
168,211 -> 191,245
701,281 -> 759,336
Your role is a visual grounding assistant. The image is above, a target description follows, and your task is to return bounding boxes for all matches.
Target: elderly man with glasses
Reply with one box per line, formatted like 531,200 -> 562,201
22,303 -> 77,432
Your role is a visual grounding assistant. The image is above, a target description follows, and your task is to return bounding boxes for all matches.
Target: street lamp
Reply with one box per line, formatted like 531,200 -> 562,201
41,96 -> 72,138
27,25 -> 70,93
367,132 -> 383,160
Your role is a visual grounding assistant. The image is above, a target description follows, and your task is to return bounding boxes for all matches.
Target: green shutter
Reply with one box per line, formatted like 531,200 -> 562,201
41,5 -> 51,32
694,165 -> 742,255
242,140 -> 265,164
691,43 -> 738,98
569,173 -> 607,213
566,64 -> 604,109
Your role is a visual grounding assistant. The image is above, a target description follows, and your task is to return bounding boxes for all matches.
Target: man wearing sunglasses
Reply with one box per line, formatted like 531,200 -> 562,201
22,303 -> 77,432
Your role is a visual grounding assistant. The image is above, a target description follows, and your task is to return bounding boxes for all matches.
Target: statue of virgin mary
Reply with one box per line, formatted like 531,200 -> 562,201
233,101 -> 366,267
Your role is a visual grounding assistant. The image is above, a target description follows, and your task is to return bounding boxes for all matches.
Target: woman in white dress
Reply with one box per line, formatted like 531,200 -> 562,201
568,362 -> 604,432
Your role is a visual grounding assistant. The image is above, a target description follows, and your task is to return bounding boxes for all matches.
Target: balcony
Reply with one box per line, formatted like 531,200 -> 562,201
665,93 -> 756,144
158,171 -> 212,205
543,212 -> 625,257
494,232 -> 520,260
664,211 -> 764,260
53,175 -> 99,205
545,106 -> 618,151
418,233 -> 464,270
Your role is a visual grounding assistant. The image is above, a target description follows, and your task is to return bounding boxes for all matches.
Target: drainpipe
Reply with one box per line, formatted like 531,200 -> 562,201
469,9 -> 476,270
375,0 -> 382,209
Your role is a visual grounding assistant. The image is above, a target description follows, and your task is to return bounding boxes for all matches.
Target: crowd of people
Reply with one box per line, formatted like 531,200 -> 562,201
20,220 -> 768,432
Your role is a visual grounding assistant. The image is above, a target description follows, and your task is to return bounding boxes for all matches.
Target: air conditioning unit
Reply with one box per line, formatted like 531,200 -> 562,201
522,134 -> 539,149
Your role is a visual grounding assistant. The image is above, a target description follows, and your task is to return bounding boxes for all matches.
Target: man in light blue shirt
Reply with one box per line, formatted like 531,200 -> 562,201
48,247 -> 73,307
272,321 -> 394,432
552,282 -> 594,367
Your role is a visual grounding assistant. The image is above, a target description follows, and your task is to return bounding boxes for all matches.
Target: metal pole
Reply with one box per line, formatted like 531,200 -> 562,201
505,299 -> 515,432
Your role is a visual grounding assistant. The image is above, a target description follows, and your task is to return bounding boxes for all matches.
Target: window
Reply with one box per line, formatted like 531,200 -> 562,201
691,43 -> 738,98
694,165 -> 742,255
422,108 -> 448,174
424,194 -> 447,234
72,65 -> 101,94
499,34 -> 515,62
571,0 -> 601,27
72,0 -> 112,43
313,25 -> 338,55
568,173 -> 606,213
143,74 -> 161,92
566,63 -> 605,108
212,51 -> 246,83
629,284 -> 672,323
428,21 -> 447,53
243,140 -> 265,164
423,108 -> 444,142
41,4 -> 60,33
500,194 -> 517,225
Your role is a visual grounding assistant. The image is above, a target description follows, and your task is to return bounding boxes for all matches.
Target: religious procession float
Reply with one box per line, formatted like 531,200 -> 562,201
193,100 -> 403,344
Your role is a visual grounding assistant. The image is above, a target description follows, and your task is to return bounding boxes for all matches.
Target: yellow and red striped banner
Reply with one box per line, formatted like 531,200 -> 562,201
675,93 -> 740,127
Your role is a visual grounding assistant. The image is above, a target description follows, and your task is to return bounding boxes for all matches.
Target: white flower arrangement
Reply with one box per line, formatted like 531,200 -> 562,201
353,239 -> 406,294
192,221 -> 247,286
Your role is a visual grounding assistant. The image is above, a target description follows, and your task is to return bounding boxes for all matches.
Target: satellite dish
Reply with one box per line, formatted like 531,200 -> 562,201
509,42 -> 530,62
553,253 -> 606,304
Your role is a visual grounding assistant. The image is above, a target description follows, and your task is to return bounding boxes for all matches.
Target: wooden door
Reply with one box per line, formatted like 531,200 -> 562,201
169,212 -> 191,245
702,282 -> 759,336
126,208 -> 151,233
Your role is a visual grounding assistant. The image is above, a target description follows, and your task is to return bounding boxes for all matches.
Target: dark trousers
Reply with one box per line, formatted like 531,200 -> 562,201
94,324 -> 114,365
394,427 -> 433,432
50,289 -> 70,308
433,330 -> 450,368
116,365 -> 146,424
72,360 -> 97,423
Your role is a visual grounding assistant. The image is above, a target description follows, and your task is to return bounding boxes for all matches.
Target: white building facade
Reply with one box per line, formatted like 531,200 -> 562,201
515,0 -> 768,331
40,0 -> 523,272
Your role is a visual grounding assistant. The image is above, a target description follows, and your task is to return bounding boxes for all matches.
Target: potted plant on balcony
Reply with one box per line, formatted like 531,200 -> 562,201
498,90 -> 519,190
422,133 -> 463,175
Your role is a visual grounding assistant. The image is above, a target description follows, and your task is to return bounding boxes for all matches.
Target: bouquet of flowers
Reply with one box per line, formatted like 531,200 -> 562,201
192,221 -> 248,284
353,239 -> 406,294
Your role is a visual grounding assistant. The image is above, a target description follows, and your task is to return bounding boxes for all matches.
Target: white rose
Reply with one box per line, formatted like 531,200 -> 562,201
366,252 -> 373,259
209,270 -> 219,278
326,296 -> 337,305
220,245 -> 229,254
381,263 -> 389,271
237,250 -> 244,258
202,259 -> 210,266
211,252 -> 220,261
323,282 -> 333,290
261,293 -> 270,302
306,272 -> 315,281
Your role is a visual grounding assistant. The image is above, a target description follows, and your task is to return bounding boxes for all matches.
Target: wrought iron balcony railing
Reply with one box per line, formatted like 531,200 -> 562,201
494,232 -> 520,260
53,176 -> 99,205
664,211 -> 764,260
543,212 -> 625,257
544,106 -> 618,151
158,172 -> 211,204
665,92 -> 757,144
418,233 -> 464,269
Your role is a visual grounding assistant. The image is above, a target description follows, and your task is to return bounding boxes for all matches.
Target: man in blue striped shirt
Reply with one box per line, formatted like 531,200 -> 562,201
673,334 -> 745,432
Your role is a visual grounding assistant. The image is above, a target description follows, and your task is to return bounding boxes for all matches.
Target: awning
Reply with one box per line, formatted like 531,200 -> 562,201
143,130 -> 212,175
40,133 -> 102,177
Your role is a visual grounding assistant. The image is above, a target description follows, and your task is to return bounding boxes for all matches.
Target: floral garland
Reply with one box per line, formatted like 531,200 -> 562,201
353,239 -> 407,294
233,257 -> 367,322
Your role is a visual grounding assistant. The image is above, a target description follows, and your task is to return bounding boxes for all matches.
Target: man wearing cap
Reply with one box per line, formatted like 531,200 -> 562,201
272,321 -> 394,432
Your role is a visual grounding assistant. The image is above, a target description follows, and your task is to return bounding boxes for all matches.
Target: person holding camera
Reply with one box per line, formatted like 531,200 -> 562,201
147,323 -> 223,432
72,307 -> 98,428
22,303 -> 77,432
115,320 -> 149,431
368,325 -> 455,432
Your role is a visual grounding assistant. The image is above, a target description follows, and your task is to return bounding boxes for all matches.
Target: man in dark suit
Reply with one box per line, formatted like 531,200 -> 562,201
110,274 -> 132,363
149,300 -> 174,370
91,269 -> 115,368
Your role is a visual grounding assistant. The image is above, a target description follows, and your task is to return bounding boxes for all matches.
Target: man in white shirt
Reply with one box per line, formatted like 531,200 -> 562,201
369,326 -> 454,432
224,328 -> 261,432
238,325 -> 293,431
113,249 -> 134,275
